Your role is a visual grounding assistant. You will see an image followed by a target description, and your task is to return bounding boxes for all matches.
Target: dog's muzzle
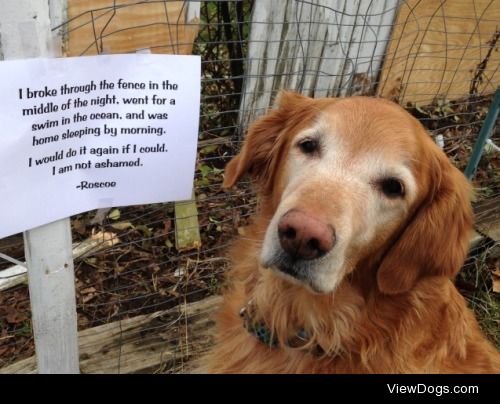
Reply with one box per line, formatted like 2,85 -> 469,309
262,210 -> 336,289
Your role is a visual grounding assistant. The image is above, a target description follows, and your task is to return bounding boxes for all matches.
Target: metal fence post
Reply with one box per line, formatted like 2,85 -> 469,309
464,89 -> 500,180
0,0 -> 79,373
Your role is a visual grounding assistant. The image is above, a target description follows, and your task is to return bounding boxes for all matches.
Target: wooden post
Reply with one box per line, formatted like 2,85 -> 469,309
175,191 -> 201,252
0,0 -> 79,373
24,221 -> 79,374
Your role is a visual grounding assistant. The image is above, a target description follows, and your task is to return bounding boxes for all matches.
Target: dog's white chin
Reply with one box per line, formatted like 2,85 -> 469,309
262,259 -> 346,295
309,268 -> 345,294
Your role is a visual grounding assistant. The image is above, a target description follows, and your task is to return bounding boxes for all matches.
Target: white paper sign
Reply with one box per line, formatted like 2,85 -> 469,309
0,54 -> 201,239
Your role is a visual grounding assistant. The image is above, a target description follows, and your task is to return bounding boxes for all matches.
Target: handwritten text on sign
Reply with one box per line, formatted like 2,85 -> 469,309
0,54 -> 201,238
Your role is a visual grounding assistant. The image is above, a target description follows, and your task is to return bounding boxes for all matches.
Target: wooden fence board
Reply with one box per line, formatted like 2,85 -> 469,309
239,0 -> 397,130
0,295 -> 221,374
378,0 -> 500,105
65,0 -> 199,56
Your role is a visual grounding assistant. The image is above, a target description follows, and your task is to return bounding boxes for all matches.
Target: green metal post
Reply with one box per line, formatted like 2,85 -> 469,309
464,89 -> 500,180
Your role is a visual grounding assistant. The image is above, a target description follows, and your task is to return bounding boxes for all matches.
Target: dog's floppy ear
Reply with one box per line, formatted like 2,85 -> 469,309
377,138 -> 474,295
223,91 -> 313,193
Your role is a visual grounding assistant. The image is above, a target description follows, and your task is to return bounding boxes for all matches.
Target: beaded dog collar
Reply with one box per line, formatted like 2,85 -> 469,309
239,299 -> 325,356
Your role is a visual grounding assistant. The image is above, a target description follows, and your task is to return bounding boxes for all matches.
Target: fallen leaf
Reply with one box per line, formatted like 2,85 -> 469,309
174,267 -> 185,277
77,315 -> 90,328
81,287 -> 97,295
4,306 -> 28,324
107,208 -> 121,221
199,144 -> 219,155
163,219 -> 172,234
72,218 -> 87,236
135,224 -> 152,237
492,269 -> 500,294
82,294 -> 96,304
111,221 -> 135,231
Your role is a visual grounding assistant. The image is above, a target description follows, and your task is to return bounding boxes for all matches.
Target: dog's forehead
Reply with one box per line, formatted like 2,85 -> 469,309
312,97 -> 420,160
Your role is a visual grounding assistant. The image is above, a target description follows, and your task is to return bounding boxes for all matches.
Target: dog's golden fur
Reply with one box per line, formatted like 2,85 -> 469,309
201,92 -> 500,373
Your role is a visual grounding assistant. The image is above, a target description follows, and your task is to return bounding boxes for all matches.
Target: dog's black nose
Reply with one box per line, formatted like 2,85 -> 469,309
277,210 -> 336,260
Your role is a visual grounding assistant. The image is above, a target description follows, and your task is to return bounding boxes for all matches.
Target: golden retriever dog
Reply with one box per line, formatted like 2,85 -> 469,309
201,92 -> 500,373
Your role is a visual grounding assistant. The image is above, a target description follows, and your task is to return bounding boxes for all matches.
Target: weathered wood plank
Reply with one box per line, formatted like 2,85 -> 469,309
474,196 -> 500,243
65,0 -> 199,56
239,0 -> 398,131
378,0 -> 500,105
0,231 -> 120,292
0,0 -> 58,59
0,295 -> 221,374
174,191 -> 201,252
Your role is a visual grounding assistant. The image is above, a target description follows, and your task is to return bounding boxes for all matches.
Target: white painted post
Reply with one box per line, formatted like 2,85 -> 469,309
0,0 -> 79,373
24,221 -> 79,374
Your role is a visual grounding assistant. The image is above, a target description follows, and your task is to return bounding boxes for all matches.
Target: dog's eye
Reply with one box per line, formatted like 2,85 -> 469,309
298,139 -> 319,154
380,177 -> 405,198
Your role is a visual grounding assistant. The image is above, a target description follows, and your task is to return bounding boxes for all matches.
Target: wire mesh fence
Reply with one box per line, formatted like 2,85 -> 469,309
0,0 -> 498,373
